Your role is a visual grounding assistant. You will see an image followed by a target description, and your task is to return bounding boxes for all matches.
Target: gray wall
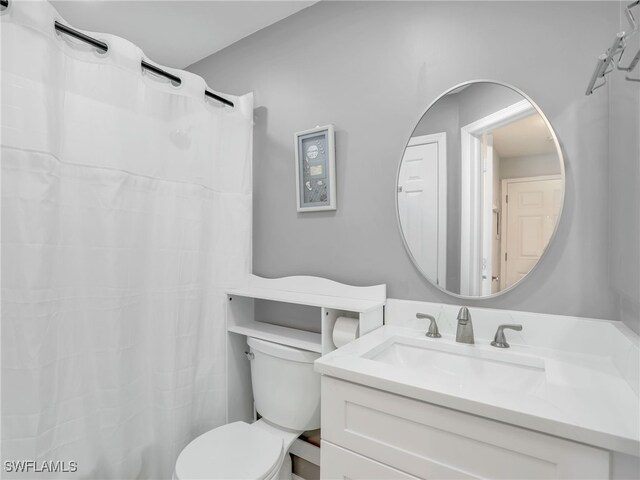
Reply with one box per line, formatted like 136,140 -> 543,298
608,2 -> 640,332
255,300 -> 321,333
457,83 -> 523,127
189,1 -> 624,320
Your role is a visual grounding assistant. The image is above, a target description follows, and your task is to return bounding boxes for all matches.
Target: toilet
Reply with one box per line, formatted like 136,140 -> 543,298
173,337 -> 321,480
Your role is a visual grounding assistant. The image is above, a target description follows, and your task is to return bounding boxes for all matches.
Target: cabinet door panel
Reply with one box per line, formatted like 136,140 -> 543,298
321,377 -> 610,479
321,441 -> 420,480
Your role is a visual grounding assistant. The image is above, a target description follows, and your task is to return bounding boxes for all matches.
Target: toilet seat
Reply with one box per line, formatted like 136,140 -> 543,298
174,422 -> 284,480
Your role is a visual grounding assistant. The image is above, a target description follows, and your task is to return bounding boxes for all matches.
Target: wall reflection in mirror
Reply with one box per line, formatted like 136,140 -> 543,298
397,81 -> 564,298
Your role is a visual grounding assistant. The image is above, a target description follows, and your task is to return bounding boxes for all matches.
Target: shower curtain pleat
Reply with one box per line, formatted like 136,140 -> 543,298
1,2 -> 253,478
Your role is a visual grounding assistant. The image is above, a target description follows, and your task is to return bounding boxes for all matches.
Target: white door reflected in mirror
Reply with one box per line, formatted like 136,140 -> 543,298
396,81 -> 564,298
397,133 -> 447,288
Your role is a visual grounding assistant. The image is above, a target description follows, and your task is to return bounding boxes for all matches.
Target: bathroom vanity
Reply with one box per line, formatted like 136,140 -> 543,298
315,300 -> 640,479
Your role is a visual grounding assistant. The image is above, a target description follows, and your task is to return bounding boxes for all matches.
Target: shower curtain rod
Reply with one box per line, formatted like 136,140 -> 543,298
48,19 -> 234,108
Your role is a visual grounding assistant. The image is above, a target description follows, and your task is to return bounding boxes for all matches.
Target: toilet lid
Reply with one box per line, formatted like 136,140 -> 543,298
174,422 -> 283,480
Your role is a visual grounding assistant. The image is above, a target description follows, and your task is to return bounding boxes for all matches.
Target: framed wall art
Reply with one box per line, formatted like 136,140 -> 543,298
294,124 -> 336,212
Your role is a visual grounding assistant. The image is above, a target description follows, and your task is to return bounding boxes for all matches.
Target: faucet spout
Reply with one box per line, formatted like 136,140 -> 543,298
456,307 -> 474,344
457,306 -> 470,324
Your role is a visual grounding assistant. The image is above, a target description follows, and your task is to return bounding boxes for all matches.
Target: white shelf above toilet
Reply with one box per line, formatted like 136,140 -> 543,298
225,274 -> 386,427
227,286 -> 384,312
226,275 -> 385,313
228,321 -> 322,353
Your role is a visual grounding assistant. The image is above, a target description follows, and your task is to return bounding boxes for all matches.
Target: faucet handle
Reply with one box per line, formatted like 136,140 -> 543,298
416,312 -> 441,338
491,324 -> 523,348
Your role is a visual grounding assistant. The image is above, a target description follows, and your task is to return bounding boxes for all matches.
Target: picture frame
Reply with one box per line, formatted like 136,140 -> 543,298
294,124 -> 336,212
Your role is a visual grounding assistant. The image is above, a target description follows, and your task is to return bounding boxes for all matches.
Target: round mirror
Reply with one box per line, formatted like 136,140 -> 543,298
397,81 -> 564,298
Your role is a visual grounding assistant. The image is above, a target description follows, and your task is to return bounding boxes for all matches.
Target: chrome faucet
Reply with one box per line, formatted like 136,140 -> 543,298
416,313 -> 441,338
456,307 -> 474,344
491,324 -> 523,348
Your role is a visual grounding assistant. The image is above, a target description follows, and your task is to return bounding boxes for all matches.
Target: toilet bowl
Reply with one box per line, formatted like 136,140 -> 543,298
174,337 -> 321,480
173,420 -> 297,480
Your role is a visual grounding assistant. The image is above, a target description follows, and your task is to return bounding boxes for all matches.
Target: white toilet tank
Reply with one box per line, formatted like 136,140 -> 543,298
247,337 -> 321,431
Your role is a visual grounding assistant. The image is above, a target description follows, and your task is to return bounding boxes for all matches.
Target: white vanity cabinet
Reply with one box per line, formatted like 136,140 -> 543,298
320,376 -> 610,480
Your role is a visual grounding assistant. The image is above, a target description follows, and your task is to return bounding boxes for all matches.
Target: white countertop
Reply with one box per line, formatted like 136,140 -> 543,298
315,325 -> 640,456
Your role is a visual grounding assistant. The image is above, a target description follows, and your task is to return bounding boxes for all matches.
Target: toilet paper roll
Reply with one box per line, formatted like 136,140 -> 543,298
332,316 -> 360,349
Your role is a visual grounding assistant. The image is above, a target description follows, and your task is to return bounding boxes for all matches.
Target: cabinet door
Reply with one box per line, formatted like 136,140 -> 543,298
322,377 -> 610,479
321,441 -> 420,480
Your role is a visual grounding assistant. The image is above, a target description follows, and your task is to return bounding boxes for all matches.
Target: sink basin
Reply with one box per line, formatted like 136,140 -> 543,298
363,336 -> 546,395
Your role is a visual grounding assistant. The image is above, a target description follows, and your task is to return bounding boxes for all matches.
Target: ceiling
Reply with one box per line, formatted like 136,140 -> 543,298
50,1 -> 317,69
492,114 -> 557,158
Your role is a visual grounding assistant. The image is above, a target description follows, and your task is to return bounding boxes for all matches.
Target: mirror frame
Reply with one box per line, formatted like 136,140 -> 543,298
395,79 -> 566,299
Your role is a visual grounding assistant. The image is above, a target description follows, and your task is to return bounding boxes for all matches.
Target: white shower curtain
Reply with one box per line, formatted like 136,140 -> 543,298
1,2 -> 252,478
